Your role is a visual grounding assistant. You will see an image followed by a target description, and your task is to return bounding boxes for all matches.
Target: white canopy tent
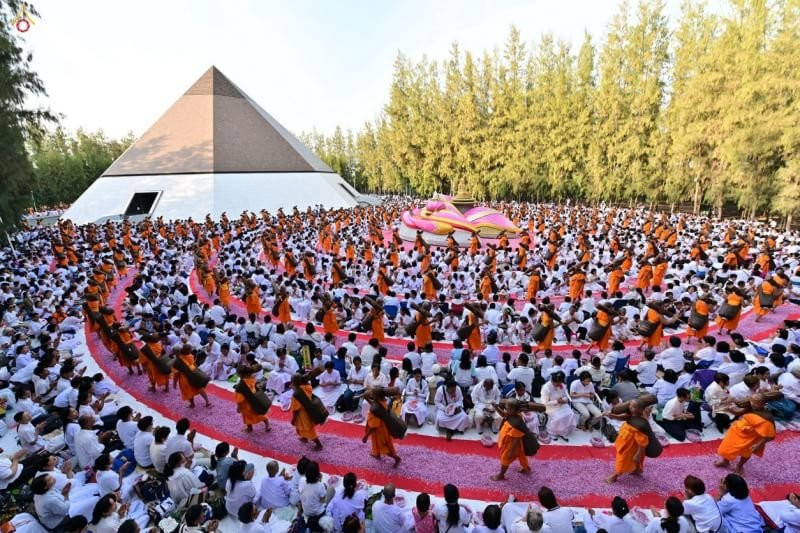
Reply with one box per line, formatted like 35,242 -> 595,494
62,66 -> 365,224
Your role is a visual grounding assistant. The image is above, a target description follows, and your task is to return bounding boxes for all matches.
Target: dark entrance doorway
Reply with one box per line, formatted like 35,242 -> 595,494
124,192 -> 160,216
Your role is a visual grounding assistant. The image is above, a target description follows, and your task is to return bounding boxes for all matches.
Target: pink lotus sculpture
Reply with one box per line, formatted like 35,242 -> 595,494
402,196 -> 521,237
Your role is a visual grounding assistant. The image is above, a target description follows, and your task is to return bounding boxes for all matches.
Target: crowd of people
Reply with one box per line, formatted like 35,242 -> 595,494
1,197 -> 800,532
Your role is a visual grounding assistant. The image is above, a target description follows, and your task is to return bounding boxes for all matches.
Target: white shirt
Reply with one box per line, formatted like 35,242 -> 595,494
75,428 -> 104,469
507,367 -> 535,392
165,433 -> 194,461
150,442 -> 168,473
299,481 -> 327,517
258,475 -> 291,509
682,493 -> 722,532
0,456 -> 22,489
116,420 -> 138,449
656,347 -> 686,373
133,430 -> 154,467
372,500 -> 409,533
635,360 -> 658,385
16,422 -> 42,454
662,397 -> 688,420
433,503 -> 471,533
542,507 -> 574,533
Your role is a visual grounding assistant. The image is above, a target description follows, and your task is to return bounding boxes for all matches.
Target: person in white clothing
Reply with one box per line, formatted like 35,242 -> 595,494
401,369 -> 429,427
224,461 -> 257,518
471,378 -> 502,434
74,415 -> 106,470
645,496 -> 694,533
682,476 -> 722,533
656,336 -> 687,373
238,502 -> 274,533
569,371 -> 601,430
327,472 -> 368,531
372,484 -> 411,533
435,381 -> 470,439
164,452 -> 206,510
540,372 -> 576,440
258,461 -> 293,521
433,484 -> 472,533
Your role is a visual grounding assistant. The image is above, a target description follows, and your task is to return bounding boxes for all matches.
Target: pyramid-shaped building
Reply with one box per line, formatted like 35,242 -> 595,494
62,66 -> 365,224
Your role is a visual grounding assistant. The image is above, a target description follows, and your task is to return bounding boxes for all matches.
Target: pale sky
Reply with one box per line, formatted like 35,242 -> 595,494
19,0 -> 696,139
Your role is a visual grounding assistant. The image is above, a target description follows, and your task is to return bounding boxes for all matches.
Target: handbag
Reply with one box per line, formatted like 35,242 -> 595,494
173,356 -> 210,389
637,320 -> 658,337
456,324 -> 474,341
531,322 -> 550,342
687,310 -> 708,331
758,288 -> 776,308
627,416 -> 662,458
235,380 -> 272,415
587,320 -> 609,341
404,319 -> 419,337
718,302 -> 739,320
369,401 -> 408,439
294,388 -> 328,424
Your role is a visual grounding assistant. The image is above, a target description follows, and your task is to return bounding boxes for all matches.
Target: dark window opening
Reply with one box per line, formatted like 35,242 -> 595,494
124,192 -> 159,216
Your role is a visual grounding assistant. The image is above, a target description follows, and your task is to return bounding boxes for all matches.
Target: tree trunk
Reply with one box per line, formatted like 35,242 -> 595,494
692,177 -> 701,215
787,212 -> 793,231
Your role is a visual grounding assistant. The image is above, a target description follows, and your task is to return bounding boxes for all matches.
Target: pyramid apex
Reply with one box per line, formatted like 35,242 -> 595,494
185,66 -> 243,98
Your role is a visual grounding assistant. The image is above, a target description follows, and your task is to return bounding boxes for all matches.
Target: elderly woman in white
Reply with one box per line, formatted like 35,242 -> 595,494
164,452 -> 206,510
540,371 -> 576,440
434,381 -> 470,440
401,368 -> 429,427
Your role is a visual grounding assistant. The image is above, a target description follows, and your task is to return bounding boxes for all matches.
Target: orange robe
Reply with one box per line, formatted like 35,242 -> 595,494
291,384 -> 318,440
568,272 -> 585,301
715,293 -> 743,331
246,287 -> 262,315
537,314 -> 555,351
717,413 -> 775,461
753,282 -> 775,317
480,275 -> 493,301
323,309 -> 339,334
608,269 -> 624,296
278,298 -> 292,324
235,377 -> 269,425
652,262 -> 668,288
687,300 -> 709,339
142,342 -> 170,387
174,353 -> 202,401
527,275 -> 541,300
366,400 -> 396,457
415,313 -> 432,347
614,422 -> 648,475
423,276 -> 436,301
371,311 -> 385,342
644,308 -> 663,347
637,265 -> 653,290
498,422 -> 528,469
467,312 -> 481,352
218,281 -> 231,308
595,310 -> 612,351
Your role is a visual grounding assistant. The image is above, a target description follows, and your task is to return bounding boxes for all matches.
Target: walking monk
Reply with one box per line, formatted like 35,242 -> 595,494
290,372 -> 325,451
715,393 -> 777,474
234,365 -> 271,433
140,333 -> 172,393
362,388 -> 402,467
607,400 -> 650,484
172,344 -> 211,409
491,399 -> 542,481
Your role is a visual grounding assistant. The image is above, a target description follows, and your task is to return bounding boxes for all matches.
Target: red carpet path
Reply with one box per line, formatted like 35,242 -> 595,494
94,272 -> 800,507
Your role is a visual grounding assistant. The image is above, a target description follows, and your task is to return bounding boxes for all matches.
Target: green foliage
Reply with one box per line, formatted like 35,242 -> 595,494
302,0 -> 800,220
0,0 -> 54,230
29,128 -> 134,206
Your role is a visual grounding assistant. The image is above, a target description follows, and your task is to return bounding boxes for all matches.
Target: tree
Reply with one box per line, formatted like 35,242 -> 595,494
0,0 -> 53,230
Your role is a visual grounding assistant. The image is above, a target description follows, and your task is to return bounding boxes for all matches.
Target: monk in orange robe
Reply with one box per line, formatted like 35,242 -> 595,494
607,265 -> 624,296
172,345 -> 210,408
715,394 -> 776,474
686,298 -> 711,342
322,303 -> 339,334
245,283 -> 262,316
480,272 -> 493,301
652,258 -> 668,288
423,272 -> 437,301
290,376 -> 323,450
217,277 -> 231,309
526,270 -> 541,300
491,400 -> 534,481
362,390 -> 401,467
639,304 -> 664,349
568,268 -> 586,302
589,306 -> 615,353
535,307 -> 560,353
753,279 -> 777,322
140,334 -> 171,392
235,366 -> 270,432
607,410 -> 649,483
637,261 -> 653,290
716,288 -> 744,334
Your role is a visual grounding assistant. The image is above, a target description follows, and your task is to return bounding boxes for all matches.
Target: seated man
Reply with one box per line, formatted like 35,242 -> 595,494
434,380 -> 470,440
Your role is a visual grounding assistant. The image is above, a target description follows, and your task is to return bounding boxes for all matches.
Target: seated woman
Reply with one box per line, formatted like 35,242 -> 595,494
164,452 -> 206,510
316,361 -> 344,410
717,474 -> 764,532
569,371 -> 602,430
434,380 -> 470,440
645,496 -> 693,532
540,371 -> 576,441
647,369 -> 679,407
402,368 -> 429,427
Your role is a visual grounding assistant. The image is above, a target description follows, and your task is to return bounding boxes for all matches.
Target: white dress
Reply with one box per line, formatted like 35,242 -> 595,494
434,387 -> 470,432
540,381 -> 576,437
401,377 -> 429,425
316,369 -> 344,408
